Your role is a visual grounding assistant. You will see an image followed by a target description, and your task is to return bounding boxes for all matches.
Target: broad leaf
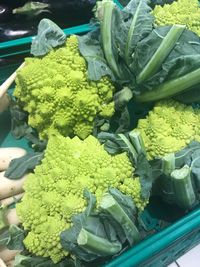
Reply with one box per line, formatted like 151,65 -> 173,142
31,19 -> 66,56
5,152 -> 44,179
117,0 -> 153,66
7,225 -> 25,250
97,132 -> 138,163
78,31 -> 115,81
14,254 -> 75,267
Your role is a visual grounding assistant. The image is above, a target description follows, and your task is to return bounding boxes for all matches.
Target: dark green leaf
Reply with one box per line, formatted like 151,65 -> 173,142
31,19 -> 66,56
10,101 -> 30,140
14,254 -> 75,267
109,188 -> 137,218
97,132 -> 137,163
175,141 -> 200,168
132,26 -> 200,99
78,31 -> 115,81
117,0 -> 153,66
135,153 -> 154,199
0,229 -> 10,246
5,152 -> 44,179
7,225 -> 25,250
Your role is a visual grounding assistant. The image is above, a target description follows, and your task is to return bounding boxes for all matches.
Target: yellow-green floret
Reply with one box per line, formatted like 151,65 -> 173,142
16,135 -> 147,263
14,35 -> 115,140
137,100 -> 200,160
152,0 -> 200,36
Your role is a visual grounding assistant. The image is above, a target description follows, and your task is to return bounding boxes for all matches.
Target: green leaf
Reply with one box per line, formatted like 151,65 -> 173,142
101,188 -> 140,245
78,31 -> 115,81
14,254 -> 74,267
118,0 -> 153,66
133,26 -> 200,102
10,101 -> 30,140
7,225 -> 25,250
135,153 -> 154,199
0,229 -> 10,246
97,132 -> 138,163
31,19 -> 66,57
5,152 -> 44,180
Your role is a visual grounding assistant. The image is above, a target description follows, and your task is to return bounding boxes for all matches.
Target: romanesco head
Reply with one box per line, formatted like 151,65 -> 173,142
137,100 -> 200,160
16,134 -> 146,263
14,35 -> 115,140
152,0 -> 200,36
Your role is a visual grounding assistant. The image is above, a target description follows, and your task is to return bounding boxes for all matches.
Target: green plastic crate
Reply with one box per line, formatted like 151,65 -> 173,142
1,5 -> 200,266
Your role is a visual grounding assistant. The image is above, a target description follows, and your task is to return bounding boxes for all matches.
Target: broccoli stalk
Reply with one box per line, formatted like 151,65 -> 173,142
162,153 -> 175,176
171,165 -> 196,209
77,228 -> 122,256
95,0 -> 121,78
114,87 -> 133,110
129,129 -> 146,156
100,192 -> 140,245
135,66 -> 200,102
136,24 -> 186,84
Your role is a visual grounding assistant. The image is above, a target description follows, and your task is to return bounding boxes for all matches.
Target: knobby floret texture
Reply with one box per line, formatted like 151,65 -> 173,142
16,135 -> 147,263
137,100 -> 200,160
14,35 -> 115,140
152,0 -> 200,36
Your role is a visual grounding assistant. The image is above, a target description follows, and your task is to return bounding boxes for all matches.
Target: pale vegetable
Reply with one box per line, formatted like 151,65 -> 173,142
0,172 -> 27,200
0,148 -> 27,171
6,209 -> 20,226
0,193 -> 24,207
0,94 -> 10,113
0,62 -> 25,99
0,249 -> 20,263
0,258 -> 7,267
6,260 -> 14,267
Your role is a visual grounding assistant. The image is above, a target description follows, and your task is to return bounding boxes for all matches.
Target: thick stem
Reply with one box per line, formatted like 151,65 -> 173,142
162,153 -> 175,176
171,165 -> 196,209
114,87 -> 133,110
125,0 -> 142,65
77,228 -> 122,256
101,0 -> 121,77
100,193 -> 140,245
128,129 -> 146,156
135,66 -> 200,102
137,25 -> 185,84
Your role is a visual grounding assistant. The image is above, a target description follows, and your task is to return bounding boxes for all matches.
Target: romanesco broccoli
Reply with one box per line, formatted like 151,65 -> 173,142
136,100 -> 200,160
152,0 -> 200,36
16,134 -> 146,263
14,35 -> 115,140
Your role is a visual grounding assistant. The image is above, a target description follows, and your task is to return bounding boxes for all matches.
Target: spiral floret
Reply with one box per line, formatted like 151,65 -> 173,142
16,135 -> 146,262
14,35 -> 115,140
137,100 -> 200,159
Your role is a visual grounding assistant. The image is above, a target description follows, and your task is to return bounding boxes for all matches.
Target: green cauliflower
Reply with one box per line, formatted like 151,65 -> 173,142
152,0 -> 200,36
137,100 -> 200,160
16,134 -> 146,263
14,35 -> 115,140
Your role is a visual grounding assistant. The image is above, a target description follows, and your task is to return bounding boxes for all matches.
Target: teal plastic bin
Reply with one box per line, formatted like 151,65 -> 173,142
1,4 -> 200,265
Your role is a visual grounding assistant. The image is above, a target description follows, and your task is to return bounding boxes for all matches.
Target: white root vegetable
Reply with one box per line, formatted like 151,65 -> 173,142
0,62 -> 25,99
0,193 -> 24,207
6,260 -> 14,267
0,148 -> 27,171
0,249 -> 20,263
0,172 -> 27,200
0,258 -> 7,267
6,209 -> 20,226
0,94 -> 10,113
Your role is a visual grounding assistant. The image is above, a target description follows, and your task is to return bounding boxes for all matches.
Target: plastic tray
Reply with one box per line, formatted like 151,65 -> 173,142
1,1 -> 200,265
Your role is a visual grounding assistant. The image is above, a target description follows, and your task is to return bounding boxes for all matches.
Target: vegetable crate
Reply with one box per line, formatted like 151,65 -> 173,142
1,3 -> 200,266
